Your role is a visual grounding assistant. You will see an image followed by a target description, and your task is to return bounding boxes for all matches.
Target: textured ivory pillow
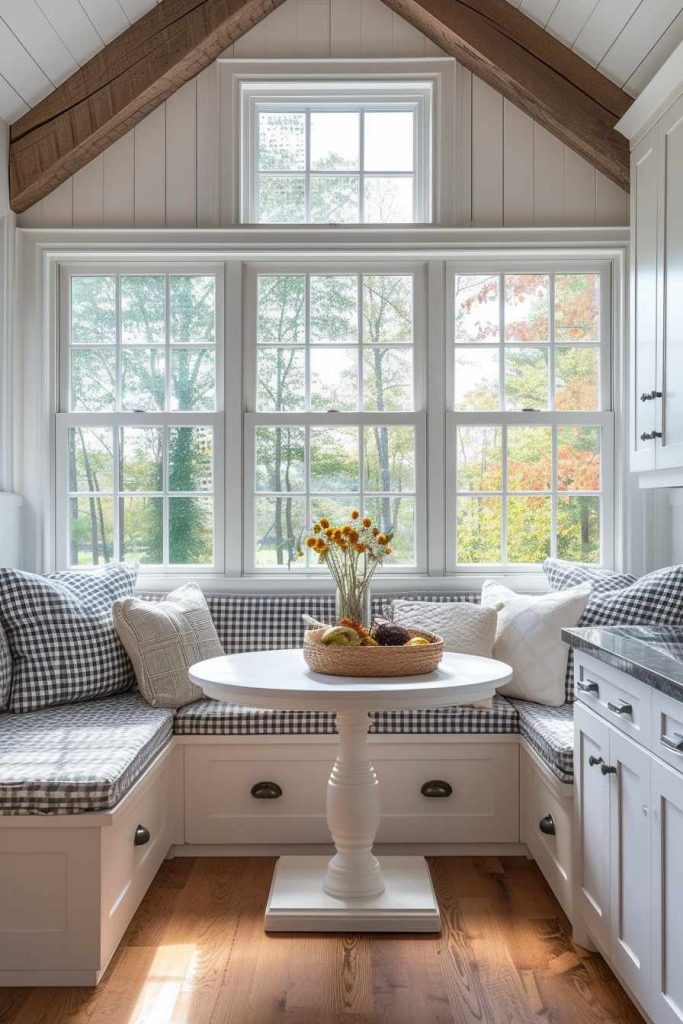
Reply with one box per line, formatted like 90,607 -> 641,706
113,583 -> 223,709
481,580 -> 591,706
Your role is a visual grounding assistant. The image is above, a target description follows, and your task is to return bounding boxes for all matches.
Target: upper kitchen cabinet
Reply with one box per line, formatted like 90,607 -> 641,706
619,44 -> 683,484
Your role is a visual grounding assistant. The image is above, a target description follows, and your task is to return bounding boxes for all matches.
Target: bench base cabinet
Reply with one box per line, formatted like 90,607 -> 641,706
519,742 -> 573,920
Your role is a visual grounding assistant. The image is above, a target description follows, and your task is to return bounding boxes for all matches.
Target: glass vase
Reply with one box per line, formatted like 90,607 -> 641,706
335,585 -> 372,628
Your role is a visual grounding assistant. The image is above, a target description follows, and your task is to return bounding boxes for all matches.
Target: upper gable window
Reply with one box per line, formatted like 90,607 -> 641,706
240,81 -> 433,225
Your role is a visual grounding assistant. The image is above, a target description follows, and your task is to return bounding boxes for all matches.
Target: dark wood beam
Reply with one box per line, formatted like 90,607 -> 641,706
380,0 -> 631,190
9,0 -> 287,213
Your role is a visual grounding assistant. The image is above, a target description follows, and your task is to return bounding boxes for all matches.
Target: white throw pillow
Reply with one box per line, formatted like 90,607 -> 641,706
113,583 -> 223,709
481,580 -> 591,706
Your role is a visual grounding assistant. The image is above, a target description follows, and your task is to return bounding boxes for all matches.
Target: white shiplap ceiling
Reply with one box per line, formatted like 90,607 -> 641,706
0,0 -> 681,124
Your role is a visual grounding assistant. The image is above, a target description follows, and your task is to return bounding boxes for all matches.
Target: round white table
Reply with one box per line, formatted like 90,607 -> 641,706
189,648 -> 512,933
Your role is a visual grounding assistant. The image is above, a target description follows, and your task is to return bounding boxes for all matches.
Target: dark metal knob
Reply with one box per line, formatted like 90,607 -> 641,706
134,824 -> 150,846
250,781 -> 283,799
589,755 -> 604,768
640,390 -> 662,402
577,681 -> 599,694
601,763 -> 617,775
607,700 -> 633,716
539,814 -> 556,836
640,431 -> 662,440
420,779 -> 453,798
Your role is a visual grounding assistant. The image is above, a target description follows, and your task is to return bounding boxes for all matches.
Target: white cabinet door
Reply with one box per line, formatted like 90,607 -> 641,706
609,728 -> 651,1008
651,758 -> 683,1024
658,93 -> 683,470
574,702 -> 612,953
631,124 -> 660,472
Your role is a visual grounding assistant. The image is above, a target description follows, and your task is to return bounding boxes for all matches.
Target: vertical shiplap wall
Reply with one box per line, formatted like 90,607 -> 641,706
16,0 -> 629,229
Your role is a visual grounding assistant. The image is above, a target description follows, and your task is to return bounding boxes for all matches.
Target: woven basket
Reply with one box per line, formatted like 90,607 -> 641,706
303,627 -> 444,678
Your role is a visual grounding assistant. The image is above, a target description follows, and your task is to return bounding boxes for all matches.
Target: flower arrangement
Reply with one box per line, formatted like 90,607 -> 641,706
300,509 -> 393,625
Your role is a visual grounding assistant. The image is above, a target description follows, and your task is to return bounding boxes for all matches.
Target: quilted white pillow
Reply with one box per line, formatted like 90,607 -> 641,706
481,580 -> 591,706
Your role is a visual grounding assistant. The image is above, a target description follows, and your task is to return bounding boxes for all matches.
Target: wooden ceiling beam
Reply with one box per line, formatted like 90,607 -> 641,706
380,0 -> 631,190
9,0 -> 287,214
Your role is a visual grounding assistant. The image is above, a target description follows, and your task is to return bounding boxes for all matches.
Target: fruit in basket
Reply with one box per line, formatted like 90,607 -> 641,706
373,623 -> 411,647
320,625 -> 361,647
405,636 -> 430,646
340,617 -> 372,643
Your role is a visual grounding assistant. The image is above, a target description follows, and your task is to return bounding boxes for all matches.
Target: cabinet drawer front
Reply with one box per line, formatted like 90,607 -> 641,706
520,746 -> 573,918
575,654 -> 651,744
652,690 -> 683,774
574,701 -> 612,955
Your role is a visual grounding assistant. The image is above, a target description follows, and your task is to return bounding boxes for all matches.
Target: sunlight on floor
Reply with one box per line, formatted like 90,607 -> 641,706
125,944 -> 197,1024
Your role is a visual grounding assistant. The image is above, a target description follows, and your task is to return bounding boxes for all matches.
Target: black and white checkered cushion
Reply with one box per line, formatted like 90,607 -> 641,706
173,693 -> 519,736
511,699 -> 574,783
543,559 -> 636,595
0,564 -> 138,714
0,622 -> 11,712
0,693 -> 173,813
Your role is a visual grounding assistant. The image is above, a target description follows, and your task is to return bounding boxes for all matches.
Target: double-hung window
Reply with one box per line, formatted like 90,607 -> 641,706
243,264 -> 426,571
56,267 -> 224,570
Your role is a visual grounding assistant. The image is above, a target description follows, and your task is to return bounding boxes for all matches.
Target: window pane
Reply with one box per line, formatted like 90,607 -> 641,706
255,496 -> 305,567
169,497 -> 213,564
364,425 -> 415,492
455,274 -> 499,343
555,273 -> 599,342
310,276 -> 358,344
363,347 -> 413,411
71,348 -> 116,412
121,276 -> 165,345
558,426 -> 601,492
555,346 -> 600,410
364,112 -> 413,171
311,112 -> 359,170
256,348 -> 305,412
364,177 -> 413,222
120,427 -> 162,492
71,276 -> 116,345
311,175 -> 360,223
122,348 -> 165,412
364,496 -> 415,565
456,496 -> 502,563
363,276 -> 413,343
310,496 -> 360,528
507,426 -> 552,491
507,496 -> 551,563
504,348 -> 549,410
169,427 -> 213,492
170,349 -> 216,411
170,276 -> 216,345
504,274 -> 549,342
256,427 -> 305,492
69,496 -> 114,566
456,426 -> 502,492
310,347 -> 358,411
258,175 -> 306,223
258,112 -> 305,171
68,428 -> 113,492
120,496 -> 163,564
557,496 -> 600,563
310,426 -> 359,492
257,275 -> 305,345
454,348 -> 499,411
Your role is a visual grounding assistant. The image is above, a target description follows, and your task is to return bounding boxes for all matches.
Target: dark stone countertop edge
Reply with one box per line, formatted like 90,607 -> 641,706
563,626 -> 683,703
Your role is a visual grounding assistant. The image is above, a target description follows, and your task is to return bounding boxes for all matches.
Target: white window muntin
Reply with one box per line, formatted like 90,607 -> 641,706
240,81 -> 433,224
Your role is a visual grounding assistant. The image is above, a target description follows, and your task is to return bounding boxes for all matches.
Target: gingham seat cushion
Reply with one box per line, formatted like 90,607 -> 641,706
0,693 -> 173,814
173,693 -> 519,736
511,698 -> 574,783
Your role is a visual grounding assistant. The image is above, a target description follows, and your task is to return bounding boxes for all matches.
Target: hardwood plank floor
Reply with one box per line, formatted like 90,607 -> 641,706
0,857 -> 643,1024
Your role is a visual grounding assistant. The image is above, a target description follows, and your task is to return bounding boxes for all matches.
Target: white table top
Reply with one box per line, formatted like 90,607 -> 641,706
189,649 -> 513,712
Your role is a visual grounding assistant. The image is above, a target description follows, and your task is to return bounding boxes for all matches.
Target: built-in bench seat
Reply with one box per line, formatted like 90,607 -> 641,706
510,699 -> 574,783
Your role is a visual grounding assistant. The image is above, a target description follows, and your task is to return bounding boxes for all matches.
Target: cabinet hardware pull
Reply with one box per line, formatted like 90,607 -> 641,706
577,681 -> 599,694
134,824 -> 150,846
607,700 -> 633,716
640,391 -> 662,402
420,779 -> 453,798
640,431 -> 663,440
601,763 -> 617,775
588,755 -> 604,767
661,733 -> 683,753
538,814 -> 556,836
251,781 -> 283,799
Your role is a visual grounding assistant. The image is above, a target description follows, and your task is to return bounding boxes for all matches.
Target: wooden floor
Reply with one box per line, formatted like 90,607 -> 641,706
0,856 -> 643,1024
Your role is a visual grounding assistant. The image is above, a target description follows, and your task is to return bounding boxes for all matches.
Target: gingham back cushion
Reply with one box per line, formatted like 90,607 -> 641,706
544,559 -> 683,701
0,622 -> 11,711
0,564 -> 138,714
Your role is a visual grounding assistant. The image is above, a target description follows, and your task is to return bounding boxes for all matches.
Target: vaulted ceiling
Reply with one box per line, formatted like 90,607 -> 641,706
0,0 -> 681,126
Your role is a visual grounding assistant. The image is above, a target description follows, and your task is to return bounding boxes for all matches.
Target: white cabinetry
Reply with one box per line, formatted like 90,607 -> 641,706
651,757 -> 683,1024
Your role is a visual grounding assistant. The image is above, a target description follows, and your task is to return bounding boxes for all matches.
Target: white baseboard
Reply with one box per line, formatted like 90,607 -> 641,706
0,968 -> 102,987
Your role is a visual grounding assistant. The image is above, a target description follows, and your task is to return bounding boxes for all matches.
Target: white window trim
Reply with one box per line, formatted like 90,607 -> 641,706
12,227 -> 630,593
219,59 -> 456,227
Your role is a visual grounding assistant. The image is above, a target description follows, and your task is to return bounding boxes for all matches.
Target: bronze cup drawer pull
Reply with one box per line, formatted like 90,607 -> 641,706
251,781 -> 283,799
420,779 -> 453,798
539,814 -> 556,836
134,824 -> 150,846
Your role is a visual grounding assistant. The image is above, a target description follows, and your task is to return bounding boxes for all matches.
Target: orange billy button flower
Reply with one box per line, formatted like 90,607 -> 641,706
306,537 -> 317,548
350,509 -> 360,519
319,518 -> 330,529
385,546 -> 393,555
341,525 -> 351,536
362,516 -> 372,528
348,530 -> 359,544
377,533 -> 388,545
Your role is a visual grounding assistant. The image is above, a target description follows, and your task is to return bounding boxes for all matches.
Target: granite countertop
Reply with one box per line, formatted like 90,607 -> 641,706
562,625 -> 683,702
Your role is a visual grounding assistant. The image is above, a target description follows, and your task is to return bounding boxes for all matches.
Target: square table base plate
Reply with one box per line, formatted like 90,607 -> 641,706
265,855 -> 441,933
